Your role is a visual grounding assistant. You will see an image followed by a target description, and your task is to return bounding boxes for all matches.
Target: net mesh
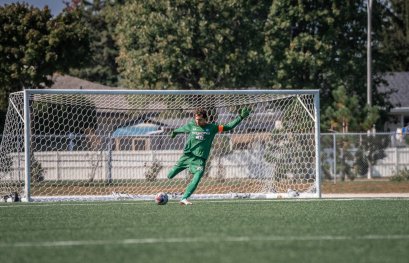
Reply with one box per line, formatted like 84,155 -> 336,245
0,90 -> 319,201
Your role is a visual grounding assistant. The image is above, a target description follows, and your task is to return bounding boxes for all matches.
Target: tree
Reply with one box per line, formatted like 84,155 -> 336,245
324,86 -> 387,179
116,0 -> 270,89
264,1 -> 337,92
324,85 -> 380,132
64,0 -> 124,86
354,134 -> 388,179
324,86 -> 362,132
378,0 -> 409,71
322,86 -> 358,180
0,3 -> 90,132
263,0 -> 392,132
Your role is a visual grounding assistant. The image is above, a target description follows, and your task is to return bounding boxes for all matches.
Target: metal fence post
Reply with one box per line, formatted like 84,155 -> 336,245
23,90 -> 31,201
333,133 -> 337,183
395,146 -> 399,173
106,135 -> 113,183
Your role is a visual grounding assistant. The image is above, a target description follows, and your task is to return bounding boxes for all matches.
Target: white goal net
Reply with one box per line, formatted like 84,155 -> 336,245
0,89 -> 320,202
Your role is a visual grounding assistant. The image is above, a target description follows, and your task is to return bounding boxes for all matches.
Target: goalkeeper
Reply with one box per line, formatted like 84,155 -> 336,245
168,107 -> 251,205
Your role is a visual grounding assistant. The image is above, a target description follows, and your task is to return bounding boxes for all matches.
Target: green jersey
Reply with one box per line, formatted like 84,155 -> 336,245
173,116 -> 243,160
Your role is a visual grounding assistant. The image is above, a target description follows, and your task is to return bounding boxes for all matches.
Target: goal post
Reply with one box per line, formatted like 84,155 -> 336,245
0,89 -> 321,202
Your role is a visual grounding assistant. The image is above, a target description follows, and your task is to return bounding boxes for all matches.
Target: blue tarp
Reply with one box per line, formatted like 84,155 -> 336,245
112,123 -> 163,137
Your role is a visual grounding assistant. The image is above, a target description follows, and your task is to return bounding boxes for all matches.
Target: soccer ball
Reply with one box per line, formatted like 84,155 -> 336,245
155,192 -> 168,205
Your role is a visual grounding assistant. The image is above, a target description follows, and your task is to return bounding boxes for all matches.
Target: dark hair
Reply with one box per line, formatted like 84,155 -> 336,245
194,108 -> 207,119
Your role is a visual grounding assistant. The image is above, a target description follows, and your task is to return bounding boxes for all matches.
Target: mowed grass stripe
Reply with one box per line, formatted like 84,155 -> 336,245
1,200 -> 408,263
1,197 -> 409,209
2,234 -> 409,248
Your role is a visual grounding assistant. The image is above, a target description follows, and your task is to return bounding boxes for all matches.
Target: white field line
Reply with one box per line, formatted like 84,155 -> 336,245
1,234 -> 409,248
322,193 -> 409,198
0,201 -> 152,208
0,197 -> 409,208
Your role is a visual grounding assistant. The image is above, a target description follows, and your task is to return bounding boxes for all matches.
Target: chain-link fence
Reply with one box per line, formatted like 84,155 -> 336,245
321,132 -> 409,181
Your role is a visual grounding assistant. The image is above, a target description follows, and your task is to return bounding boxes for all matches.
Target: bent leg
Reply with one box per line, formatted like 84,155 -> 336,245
167,165 -> 186,179
167,155 -> 189,179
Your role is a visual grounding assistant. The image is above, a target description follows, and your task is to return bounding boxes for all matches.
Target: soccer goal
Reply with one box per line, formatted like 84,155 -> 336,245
0,89 -> 320,202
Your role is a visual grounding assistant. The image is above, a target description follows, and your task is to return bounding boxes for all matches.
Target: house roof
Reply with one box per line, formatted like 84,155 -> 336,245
378,72 -> 409,112
50,73 -> 118,90
49,73 -> 131,112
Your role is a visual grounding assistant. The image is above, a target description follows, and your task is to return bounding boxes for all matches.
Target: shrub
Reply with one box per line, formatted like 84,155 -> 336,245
31,157 -> 45,182
389,168 -> 409,182
144,160 -> 163,182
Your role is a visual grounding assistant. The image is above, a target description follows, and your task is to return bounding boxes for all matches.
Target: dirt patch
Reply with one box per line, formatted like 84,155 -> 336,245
322,179 -> 409,193
27,178 -> 409,196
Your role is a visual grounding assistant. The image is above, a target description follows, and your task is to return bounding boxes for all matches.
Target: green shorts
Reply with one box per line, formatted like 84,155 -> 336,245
167,153 -> 206,179
176,153 -> 205,174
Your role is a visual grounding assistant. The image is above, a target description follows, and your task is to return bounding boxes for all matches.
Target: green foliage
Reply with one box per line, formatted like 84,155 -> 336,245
323,86 -> 380,132
0,3 -> 91,129
117,0 -> 270,89
264,1 -> 390,131
264,1 -> 338,90
0,3 -> 53,110
47,0 -> 402,134
144,160 -> 163,182
66,0 -> 124,86
354,134 -> 388,177
334,135 -> 355,181
324,86 -> 363,132
361,105 -> 380,132
320,150 -> 333,180
321,133 -> 389,180
31,156 -> 44,182
49,12 -> 90,72
390,167 -> 409,182
0,0 -> 402,135
378,1 -> 409,71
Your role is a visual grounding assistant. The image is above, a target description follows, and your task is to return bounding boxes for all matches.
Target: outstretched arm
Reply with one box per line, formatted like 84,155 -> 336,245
222,108 -> 251,132
170,122 -> 192,138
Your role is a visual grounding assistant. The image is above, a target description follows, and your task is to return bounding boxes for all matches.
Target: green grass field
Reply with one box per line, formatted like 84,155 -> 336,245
1,199 -> 408,263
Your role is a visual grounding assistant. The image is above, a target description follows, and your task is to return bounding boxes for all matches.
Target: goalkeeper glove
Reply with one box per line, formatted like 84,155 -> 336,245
239,107 -> 251,119
170,131 -> 177,138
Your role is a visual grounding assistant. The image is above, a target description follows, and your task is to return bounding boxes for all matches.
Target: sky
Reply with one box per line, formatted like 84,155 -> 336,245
0,0 -> 66,16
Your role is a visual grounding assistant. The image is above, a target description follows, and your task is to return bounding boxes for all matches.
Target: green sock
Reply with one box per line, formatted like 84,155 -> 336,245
182,172 -> 203,199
